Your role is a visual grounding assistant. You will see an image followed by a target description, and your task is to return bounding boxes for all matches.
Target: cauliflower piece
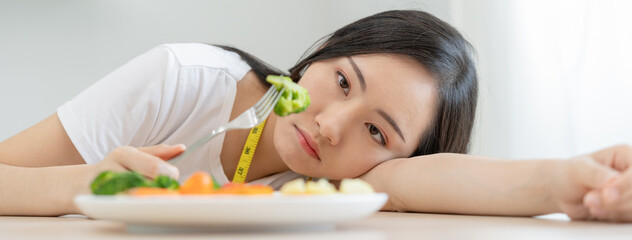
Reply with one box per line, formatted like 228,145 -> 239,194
280,178 -> 306,194
305,178 -> 337,194
339,179 -> 375,194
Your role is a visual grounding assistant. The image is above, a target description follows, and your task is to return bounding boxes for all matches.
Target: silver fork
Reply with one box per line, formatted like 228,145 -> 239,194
169,86 -> 285,165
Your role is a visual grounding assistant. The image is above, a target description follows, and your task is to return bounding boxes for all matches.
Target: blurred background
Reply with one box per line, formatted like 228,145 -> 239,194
1,0 -> 630,159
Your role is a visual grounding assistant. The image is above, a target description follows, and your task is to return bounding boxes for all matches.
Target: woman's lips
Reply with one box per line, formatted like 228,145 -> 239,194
295,126 -> 320,160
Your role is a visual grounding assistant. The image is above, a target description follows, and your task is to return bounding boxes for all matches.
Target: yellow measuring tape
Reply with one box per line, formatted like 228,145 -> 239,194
232,119 -> 267,183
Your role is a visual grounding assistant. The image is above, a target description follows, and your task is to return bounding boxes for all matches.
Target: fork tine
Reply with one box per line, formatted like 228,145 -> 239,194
258,88 -> 285,120
253,87 -> 277,110
256,87 -> 282,116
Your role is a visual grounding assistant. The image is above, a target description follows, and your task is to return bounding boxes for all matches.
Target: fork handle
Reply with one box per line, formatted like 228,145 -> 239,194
168,126 -> 226,165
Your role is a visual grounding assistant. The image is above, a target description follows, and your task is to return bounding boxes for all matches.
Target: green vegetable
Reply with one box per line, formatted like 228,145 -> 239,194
90,171 -> 152,195
90,171 -> 180,195
153,175 -> 180,190
211,174 -> 221,190
266,75 -> 311,116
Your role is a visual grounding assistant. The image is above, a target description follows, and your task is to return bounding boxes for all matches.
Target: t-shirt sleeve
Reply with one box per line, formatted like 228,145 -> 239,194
57,45 -> 181,164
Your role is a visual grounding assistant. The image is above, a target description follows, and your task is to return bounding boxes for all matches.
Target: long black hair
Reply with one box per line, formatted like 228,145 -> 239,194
218,9 -> 478,156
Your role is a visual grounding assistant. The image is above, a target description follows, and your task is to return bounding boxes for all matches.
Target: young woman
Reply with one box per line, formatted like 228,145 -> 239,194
1,10 -> 631,222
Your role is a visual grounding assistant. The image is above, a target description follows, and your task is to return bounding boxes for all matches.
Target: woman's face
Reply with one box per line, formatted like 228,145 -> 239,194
273,54 -> 437,179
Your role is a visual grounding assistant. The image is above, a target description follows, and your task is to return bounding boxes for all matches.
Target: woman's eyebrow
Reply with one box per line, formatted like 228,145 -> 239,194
346,56 -> 406,143
377,109 -> 406,143
346,56 -> 367,91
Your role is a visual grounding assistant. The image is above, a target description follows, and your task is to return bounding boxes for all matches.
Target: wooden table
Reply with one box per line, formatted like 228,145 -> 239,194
1,212 -> 631,240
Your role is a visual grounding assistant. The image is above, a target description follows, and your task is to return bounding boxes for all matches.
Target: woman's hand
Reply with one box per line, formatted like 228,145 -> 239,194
90,144 -> 185,181
580,145 -> 632,222
547,149 -> 621,221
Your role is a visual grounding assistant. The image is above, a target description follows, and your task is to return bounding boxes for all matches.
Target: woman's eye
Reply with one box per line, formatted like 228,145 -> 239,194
366,123 -> 386,146
337,71 -> 350,96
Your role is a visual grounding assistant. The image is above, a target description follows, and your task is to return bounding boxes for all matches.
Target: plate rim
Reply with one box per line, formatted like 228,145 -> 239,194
74,192 -> 388,227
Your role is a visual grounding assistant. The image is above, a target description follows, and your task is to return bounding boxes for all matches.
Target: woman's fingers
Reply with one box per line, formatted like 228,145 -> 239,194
556,157 -> 616,220
597,146 -> 632,220
598,173 -> 632,216
584,190 -> 608,219
591,144 -> 632,172
108,146 -> 180,179
581,144 -> 632,222
560,202 -> 591,220
138,144 -> 186,160
584,190 -> 601,208
603,183 -> 623,206
574,156 -> 619,190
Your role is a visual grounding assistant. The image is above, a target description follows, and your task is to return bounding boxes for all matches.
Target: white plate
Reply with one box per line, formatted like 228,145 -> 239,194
74,193 -> 387,229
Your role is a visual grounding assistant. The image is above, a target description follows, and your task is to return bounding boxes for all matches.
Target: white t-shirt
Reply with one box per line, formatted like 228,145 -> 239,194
57,43 -> 302,189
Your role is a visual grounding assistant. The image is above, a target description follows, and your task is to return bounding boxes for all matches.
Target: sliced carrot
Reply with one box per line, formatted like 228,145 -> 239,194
241,185 -> 274,195
128,187 -> 178,196
215,183 -> 274,195
179,171 -> 214,195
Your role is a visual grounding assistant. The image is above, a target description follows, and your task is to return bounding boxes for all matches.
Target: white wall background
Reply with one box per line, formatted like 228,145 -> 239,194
1,0 -> 630,160
451,0 -> 632,159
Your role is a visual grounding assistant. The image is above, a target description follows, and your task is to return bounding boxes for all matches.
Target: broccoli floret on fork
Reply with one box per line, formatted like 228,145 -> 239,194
266,75 -> 311,117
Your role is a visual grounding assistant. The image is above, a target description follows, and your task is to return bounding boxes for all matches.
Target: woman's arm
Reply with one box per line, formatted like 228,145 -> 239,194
0,163 -> 97,216
360,152 -> 618,218
0,113 -> 93,215
0,144 -> 183,216
0,113 -> 183,216
0,113 -> 84,167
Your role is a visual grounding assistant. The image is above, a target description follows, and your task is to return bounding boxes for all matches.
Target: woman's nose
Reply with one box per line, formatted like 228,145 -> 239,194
316,114 -> 342,145
315,101 -> 361,146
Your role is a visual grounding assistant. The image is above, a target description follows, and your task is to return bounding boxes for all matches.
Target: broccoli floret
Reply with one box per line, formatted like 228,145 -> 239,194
266,75 -> 311,116
91,171 -> 153,195
90,171 -> 180,195
153,175 -> 180,190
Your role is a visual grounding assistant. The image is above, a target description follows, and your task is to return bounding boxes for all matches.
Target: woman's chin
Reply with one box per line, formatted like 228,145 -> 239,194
285,162 -> 316,176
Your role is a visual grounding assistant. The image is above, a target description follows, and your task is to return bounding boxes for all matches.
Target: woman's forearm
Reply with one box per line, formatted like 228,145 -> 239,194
0,163 -> 96,216
362,153 -> 561,216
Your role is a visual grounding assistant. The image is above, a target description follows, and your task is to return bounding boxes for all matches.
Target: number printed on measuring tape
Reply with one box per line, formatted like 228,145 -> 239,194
232,119 -> 267,183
